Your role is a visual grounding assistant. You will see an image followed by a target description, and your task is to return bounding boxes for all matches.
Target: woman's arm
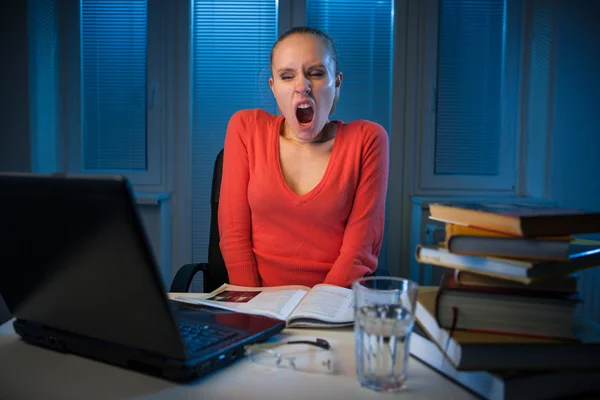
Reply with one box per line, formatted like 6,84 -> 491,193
324,121 -> 390,288
218,111 -> 260,287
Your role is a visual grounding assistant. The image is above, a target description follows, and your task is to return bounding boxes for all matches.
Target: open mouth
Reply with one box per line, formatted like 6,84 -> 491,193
295,103 -> 315,127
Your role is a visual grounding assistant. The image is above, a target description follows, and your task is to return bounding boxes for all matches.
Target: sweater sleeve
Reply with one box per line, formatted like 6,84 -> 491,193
324,121 -> 390,288
218,110 -> 261,287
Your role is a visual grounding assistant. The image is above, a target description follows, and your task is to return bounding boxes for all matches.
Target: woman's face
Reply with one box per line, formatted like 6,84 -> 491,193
269,34 -> 342,142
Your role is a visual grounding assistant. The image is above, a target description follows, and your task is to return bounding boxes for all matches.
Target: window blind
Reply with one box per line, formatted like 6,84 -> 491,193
307,0 -> 394,270
306,0 -> 394,134
80,0 -> 148,171
191,0 -> 277,263
435,0 -> 505,175
527,0 -> 554,152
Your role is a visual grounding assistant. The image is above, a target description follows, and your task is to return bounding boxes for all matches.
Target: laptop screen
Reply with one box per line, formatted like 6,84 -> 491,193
0,174 -> 186,358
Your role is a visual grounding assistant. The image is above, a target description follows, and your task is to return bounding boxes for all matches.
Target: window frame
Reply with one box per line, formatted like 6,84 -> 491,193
416,0 -> 523,194
60,0 -> 166,190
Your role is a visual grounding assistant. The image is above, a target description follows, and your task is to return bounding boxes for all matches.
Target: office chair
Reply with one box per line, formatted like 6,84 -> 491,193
170,150 -> 228,294
169,149 -> 390,293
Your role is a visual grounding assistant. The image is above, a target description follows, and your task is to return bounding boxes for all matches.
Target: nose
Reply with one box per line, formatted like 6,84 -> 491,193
294,76 -> 311,94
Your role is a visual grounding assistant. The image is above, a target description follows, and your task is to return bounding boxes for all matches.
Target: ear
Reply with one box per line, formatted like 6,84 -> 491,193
330,73 -> 342,115
335,72 -> 343,88
269,77 -> 274,91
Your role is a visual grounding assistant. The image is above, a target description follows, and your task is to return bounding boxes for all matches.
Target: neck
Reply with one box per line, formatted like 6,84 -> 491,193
282,120 -> 336,145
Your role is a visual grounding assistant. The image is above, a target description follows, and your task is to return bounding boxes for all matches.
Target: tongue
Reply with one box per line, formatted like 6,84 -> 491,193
296,107 -> 314,124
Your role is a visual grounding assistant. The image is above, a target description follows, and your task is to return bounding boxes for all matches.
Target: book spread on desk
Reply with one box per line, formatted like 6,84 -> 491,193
171,283 -> 354,328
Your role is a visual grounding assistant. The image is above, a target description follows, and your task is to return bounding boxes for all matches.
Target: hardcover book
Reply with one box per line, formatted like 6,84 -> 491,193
429,202 -> 600,237
410,326 -> 600,400
414,288 -> 600,371
415,244 -> 600,284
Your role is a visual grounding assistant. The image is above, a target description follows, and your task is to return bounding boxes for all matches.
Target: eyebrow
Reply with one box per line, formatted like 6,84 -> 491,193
276,63 -> 327,74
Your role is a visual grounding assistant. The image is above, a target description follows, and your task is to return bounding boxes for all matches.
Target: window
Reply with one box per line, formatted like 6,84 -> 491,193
419,0 -> 521,192
190,0 -> 278,263
81,0 -> 148,172
521,0 -> 556,198
62,0 -> 164,187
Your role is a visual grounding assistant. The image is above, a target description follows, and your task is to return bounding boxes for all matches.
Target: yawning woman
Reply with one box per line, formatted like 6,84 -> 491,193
218,26 -> 390,289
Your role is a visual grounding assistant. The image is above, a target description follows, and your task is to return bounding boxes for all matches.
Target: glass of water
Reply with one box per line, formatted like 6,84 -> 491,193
352,276 -> 419,392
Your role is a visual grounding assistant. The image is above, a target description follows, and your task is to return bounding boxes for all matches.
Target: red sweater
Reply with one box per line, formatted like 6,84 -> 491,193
218,109 -> 389,288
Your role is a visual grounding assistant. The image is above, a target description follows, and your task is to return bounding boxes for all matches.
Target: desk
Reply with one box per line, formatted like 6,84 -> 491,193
0,319 -> 477,400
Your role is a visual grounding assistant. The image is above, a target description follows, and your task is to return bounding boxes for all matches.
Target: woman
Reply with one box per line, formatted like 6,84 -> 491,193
218,26 -> 389,288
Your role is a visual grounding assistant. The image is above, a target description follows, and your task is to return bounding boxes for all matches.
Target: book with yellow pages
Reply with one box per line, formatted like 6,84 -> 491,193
415,288 -> 600,371
170,283 -> 354,328
415,244 -> 600,284
429,202 -> 600,237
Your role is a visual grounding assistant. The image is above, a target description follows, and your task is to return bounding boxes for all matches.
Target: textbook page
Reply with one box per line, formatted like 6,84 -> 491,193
287,284 -> 355,328
172,284 -> 310,321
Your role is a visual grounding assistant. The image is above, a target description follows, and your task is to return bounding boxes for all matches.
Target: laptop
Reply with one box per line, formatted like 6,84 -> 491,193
0,173 -> 285,381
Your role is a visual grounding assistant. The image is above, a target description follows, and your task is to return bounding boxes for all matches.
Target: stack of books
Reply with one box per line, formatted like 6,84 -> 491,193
410,201 -> 600,399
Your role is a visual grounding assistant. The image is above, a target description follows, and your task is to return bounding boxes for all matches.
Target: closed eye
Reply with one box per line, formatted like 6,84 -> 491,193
280,74 -> 293,81
309,71 -> 325,78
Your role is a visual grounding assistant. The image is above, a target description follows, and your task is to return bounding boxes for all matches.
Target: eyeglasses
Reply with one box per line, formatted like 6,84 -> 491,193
245,338 -> 334,374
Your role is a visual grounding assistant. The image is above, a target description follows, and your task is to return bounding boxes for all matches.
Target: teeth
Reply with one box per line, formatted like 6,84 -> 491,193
297,104 -> 311,109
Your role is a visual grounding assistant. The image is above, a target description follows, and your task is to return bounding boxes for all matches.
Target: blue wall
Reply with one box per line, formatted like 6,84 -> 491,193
549,1 -> 600,322
549,1 -> 600,212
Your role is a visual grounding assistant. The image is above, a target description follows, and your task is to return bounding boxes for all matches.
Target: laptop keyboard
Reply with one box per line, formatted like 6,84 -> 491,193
178,321 -> 237,354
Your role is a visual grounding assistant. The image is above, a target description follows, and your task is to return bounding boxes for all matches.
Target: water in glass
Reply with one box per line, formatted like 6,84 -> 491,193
355,303 -> 414,392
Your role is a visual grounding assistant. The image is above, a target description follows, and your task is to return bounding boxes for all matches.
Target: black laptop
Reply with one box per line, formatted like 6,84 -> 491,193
0,173 -> 285,381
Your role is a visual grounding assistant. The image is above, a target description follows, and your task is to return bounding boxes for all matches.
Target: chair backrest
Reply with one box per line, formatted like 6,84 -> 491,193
205,149 -> 229,292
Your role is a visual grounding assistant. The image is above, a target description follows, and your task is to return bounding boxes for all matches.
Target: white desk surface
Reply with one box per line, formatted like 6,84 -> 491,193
0,318 -> 477,400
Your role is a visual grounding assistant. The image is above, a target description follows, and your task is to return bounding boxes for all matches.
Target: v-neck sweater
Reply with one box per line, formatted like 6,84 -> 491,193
218,109 -> 389,288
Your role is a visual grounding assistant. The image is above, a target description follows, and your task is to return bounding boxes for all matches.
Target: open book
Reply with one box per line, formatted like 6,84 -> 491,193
169,283 -> 355,328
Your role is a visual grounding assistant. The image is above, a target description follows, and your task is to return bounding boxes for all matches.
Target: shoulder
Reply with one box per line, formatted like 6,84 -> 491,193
228,108 -> 278,128
226,109 -> 279,146
341,119 -> 388,149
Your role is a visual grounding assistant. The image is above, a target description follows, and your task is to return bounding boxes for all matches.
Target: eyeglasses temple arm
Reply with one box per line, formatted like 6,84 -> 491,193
285,338 -> 331,350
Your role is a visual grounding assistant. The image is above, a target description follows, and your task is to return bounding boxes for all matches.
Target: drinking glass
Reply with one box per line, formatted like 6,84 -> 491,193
352,276 -> 419,392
